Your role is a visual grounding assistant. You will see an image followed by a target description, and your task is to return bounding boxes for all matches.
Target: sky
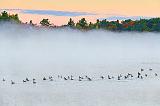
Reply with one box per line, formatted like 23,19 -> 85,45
0,0 -> 160,25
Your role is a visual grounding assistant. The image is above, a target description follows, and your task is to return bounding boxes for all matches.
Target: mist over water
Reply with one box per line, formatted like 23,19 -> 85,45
0,23 -> 160,76
0,23 -> 160,106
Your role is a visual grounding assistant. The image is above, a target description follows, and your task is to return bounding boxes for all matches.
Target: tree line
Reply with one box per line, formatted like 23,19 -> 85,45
66,18 -> 160,32
0,11 -> 160,32
0,11 -> 20,23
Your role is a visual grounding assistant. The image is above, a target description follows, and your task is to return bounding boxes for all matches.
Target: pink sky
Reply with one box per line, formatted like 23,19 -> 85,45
0,0 -> 159,25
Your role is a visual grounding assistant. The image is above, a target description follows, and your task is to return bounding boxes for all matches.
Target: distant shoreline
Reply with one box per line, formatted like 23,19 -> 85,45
0,11 -> 160,32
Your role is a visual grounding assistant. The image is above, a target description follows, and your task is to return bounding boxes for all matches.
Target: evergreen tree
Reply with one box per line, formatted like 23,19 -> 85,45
0,11 -> 20,23
67,18 -> 75,28
76,18 -> 88,29
89,22 -> 95,29
40,19 -> 51,26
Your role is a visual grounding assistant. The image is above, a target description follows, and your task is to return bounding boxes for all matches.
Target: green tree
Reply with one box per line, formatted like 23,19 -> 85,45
67,18 -> 75,28
9,14 -> 20,23
95,19 -> 100,29
1,11 -> 8,18
99,19 -> 107,29
88,22 -> 95,29
0,11 -> 20,23
29,20 -> 34,25
40,19 -> 51,26
0,11 -> 9,21
76,18 -> 88,29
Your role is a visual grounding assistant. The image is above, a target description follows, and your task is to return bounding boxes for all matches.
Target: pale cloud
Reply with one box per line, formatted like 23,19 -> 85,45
0,9 -> 96,17
22,9 -> 96,16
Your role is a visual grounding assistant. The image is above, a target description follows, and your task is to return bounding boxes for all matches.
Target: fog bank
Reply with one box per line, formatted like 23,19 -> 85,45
0,24 -> 160,76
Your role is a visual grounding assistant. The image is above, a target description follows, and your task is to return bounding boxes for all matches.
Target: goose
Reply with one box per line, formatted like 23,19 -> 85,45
49,76 -> 53,81
78,76 -> 82,81
11,80 -> 15,85
118,76 -> 121,80
49,76 -> 53,79
23,80 -> 26,83
50,78 -> 53,81
64,77 -> 68,80
26,78 -> 29,81
33,79 -> 36,84
2,78 -> 5,82
119,74 -> 122,77
87,77 -> 92,81
145,74 -> 148,77
155,73 -> 158,76
58,75 -> 63,79
108,75 -> 111,79
70,75 -> 74,80
67,76 -> 70,79
100,76 -> 104,80
124,76 -> 128,79
58,75 -> 60,78
85,76 -> 89,79
43,77 -> 47,80
128,73 -> 132,76
128,73 -> 133,78
138,72 -> 141,78
141,68 -> 144,72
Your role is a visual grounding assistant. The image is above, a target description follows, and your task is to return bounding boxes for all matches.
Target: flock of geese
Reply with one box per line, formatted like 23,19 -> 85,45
1,68 -> 159,85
